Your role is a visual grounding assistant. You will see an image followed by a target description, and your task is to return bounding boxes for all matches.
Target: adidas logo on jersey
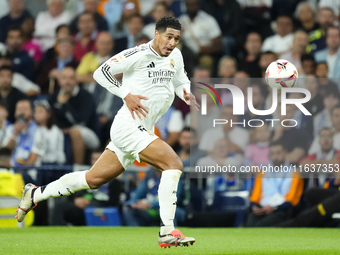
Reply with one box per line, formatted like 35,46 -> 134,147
147,62 -> 155,68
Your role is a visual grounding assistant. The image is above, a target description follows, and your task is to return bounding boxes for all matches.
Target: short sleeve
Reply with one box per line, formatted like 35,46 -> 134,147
207,16 -> 222,40
230,127 -> 249,152
31,128 -> 45,156
199,128 -> 222,152
261,37 -> 273,52
2,125 -> 14,147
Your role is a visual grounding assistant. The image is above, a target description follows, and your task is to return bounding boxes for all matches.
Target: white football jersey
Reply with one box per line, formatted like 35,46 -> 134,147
93,40 -> 191,131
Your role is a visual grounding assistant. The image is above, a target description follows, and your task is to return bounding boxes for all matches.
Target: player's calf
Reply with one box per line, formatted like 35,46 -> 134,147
16,171 -> 90,222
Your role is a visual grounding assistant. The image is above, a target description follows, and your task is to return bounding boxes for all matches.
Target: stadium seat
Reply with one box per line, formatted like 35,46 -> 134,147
212,190 -> 250,227
84,206 -> 121,226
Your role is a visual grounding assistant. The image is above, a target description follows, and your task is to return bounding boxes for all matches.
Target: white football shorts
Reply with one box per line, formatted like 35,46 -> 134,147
106,114 -> 158,169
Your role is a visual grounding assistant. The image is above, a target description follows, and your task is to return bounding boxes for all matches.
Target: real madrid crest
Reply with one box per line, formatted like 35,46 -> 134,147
170,59 -> 175,69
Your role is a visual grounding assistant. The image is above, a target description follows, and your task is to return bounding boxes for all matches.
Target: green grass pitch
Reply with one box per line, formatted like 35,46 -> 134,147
1,227 -> 340,255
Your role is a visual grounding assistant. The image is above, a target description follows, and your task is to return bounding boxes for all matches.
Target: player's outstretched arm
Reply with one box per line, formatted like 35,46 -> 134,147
183,88 -> 200,111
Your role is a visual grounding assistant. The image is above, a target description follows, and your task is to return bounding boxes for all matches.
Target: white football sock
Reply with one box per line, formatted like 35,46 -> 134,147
33,171 -> 90,203
158,169 -> 182,235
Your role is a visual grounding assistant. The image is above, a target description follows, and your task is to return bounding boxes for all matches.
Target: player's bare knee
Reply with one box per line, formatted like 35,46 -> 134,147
86,172 -> 106,189
173,159 -> 183,171
87,177 -> 104,189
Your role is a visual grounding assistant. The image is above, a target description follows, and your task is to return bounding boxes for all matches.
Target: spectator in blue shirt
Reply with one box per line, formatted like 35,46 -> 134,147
4,99 -> 45,183
246,141 -> 304,227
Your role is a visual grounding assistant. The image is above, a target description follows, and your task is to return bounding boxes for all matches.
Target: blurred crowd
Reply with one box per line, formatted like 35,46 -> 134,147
0,0 -> 340,227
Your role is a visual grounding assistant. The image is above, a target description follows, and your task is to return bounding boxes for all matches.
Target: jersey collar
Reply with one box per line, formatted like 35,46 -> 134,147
148,40 -> 161,57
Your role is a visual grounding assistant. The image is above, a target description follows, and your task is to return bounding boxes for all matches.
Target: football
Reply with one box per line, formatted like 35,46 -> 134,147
265,59 -> 298,89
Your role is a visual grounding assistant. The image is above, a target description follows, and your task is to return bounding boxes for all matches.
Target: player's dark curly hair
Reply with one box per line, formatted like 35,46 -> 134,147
155,16 -> 181,33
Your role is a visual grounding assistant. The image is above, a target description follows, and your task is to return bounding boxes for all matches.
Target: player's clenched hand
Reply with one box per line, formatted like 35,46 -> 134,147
183,88 -> 200,111
124,93 -> 149,120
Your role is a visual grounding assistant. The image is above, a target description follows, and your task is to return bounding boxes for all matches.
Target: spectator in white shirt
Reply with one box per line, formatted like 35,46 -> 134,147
319,0 -> 340,18
34,99 -> 65,165
34,0 -> 73,51
179,0 -> 222,56
197,138 -> 243,169
0,1 -> 9,19
280,30 -> 309,73
310,104 -> 340,154
261,15 -> 294,54
139,0 -> 157,17
0,100 -> 10,147
314,26 -> 340,79
33,99 -> 66,185
199,105 -> 249,155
